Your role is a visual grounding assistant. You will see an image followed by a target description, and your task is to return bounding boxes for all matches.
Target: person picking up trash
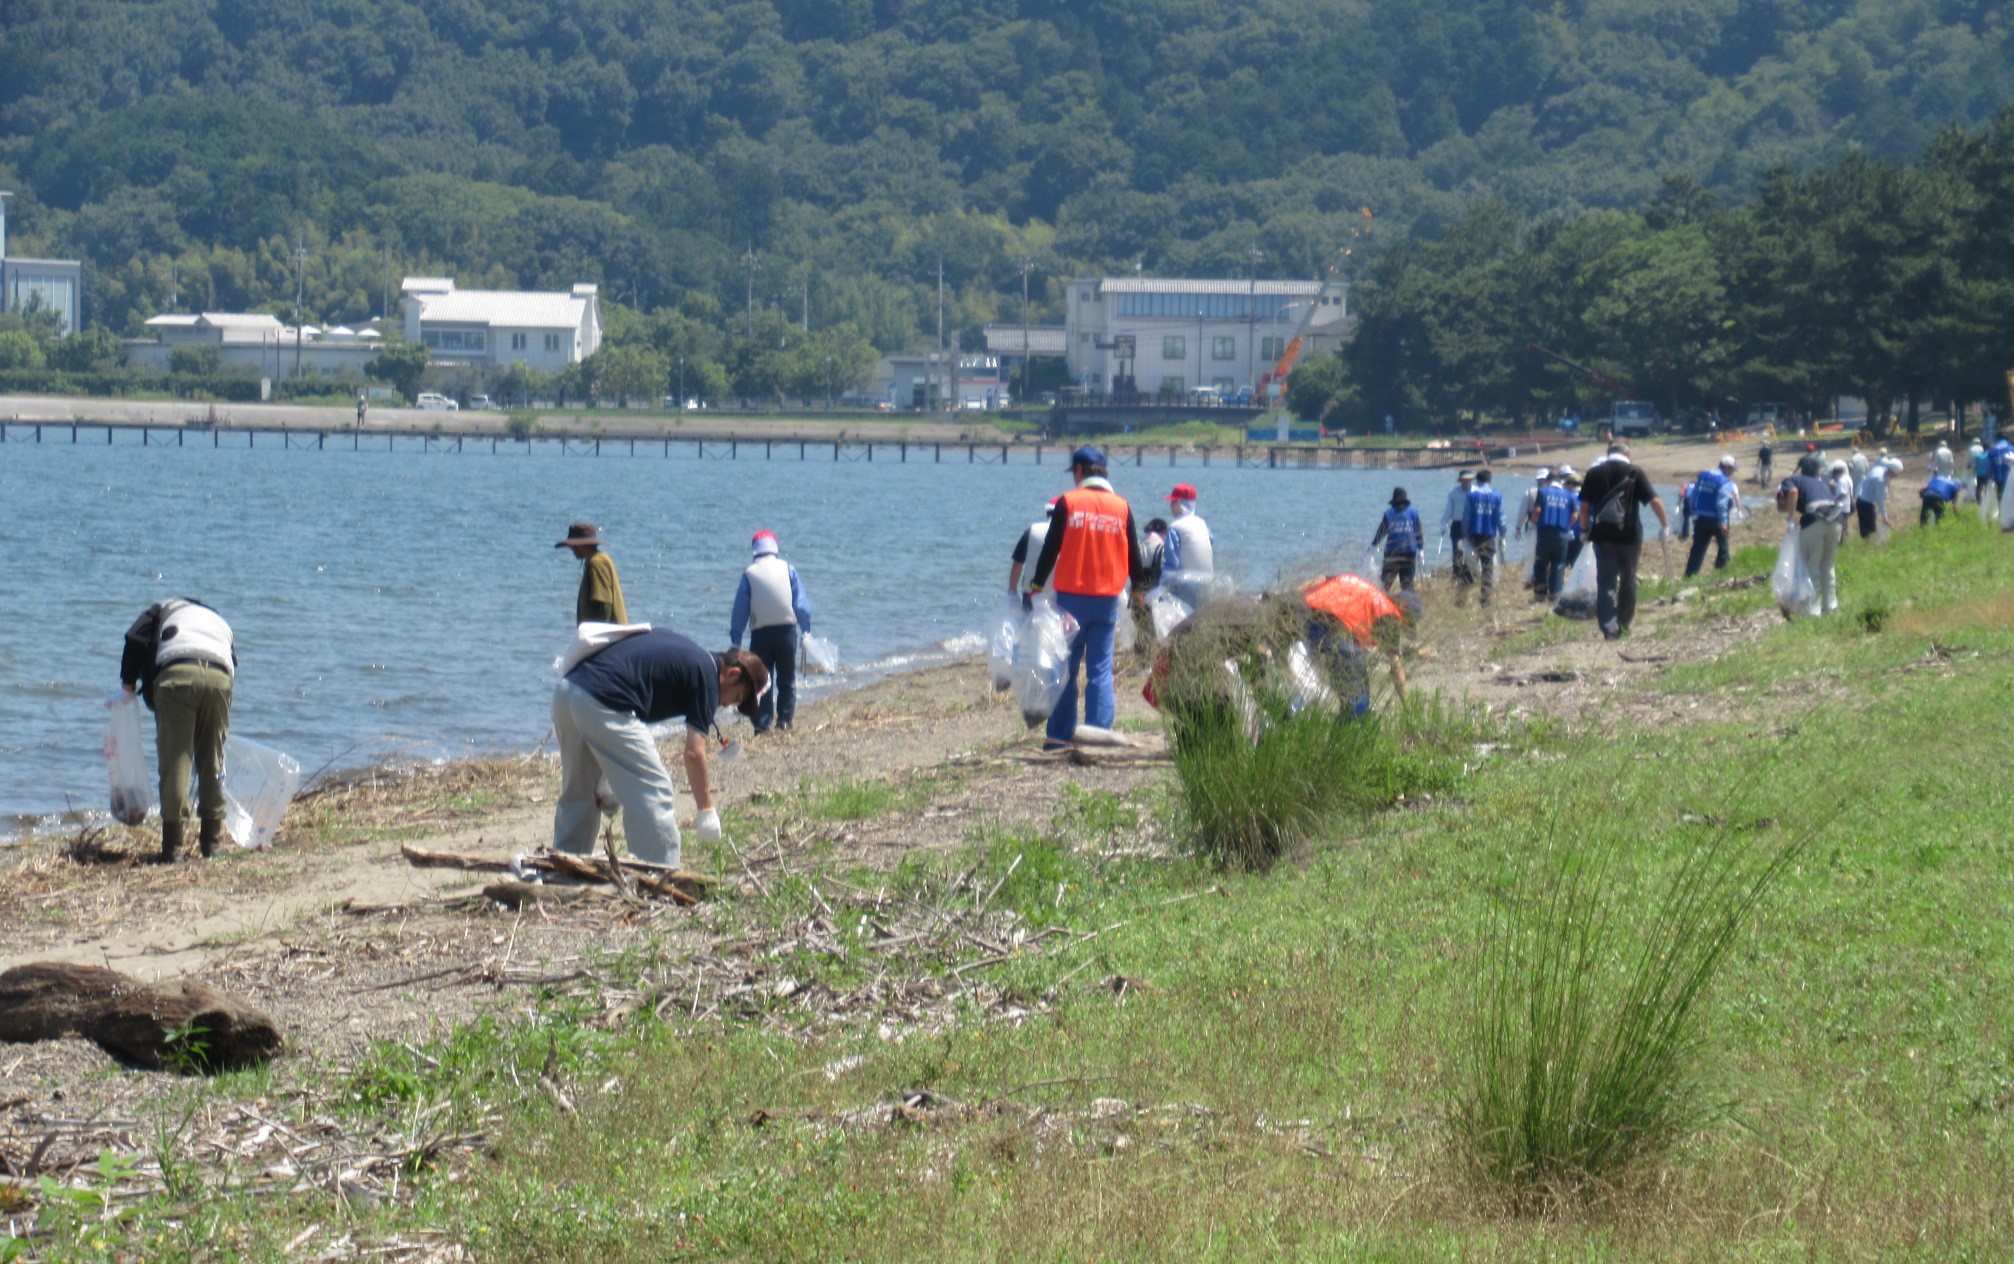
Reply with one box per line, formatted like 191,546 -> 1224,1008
1919,471 -> 1963,526
557,521 -> 628,625
1683,454 -> 1742,576
551,627 -> 767,868
1161,482 -> 1215,608
1007,498 -> 1058,594
1439,470 -> 1476,583
119,598 -> 237,862
1370,486 -> 1423,593
1577,441 -> 1669,641
1026,445 -> 1149,750
730,530 -> 813,734
1463,469 -> 1506,605
1776,454 -> 1843,614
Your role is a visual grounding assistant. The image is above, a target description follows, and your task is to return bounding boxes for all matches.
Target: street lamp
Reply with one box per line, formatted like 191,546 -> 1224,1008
678,355 -> 685,410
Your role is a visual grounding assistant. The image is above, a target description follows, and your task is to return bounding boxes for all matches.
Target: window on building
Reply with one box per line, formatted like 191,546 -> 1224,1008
510,332 -> 527,351
1212,336 -> 1235,361
1213,377 -> 1236,393
1158,377 -> 1185,395
545,333 -> 562,352
421,328 -> 486,353
1162,335 -> 1185,360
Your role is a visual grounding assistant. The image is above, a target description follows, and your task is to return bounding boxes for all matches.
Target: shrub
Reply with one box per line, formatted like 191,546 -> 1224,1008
1451,799 -> 1803,1200
505,409 -> 540,440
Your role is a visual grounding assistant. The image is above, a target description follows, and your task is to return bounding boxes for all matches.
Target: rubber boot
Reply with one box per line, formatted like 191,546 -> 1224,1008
198,819 -> 223,859
160,819 -> 184,863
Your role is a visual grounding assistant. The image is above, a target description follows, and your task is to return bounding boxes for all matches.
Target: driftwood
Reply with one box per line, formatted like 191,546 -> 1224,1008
0,962 -> 282,1072
403,842 -> 712,903
481,880 -> 614,910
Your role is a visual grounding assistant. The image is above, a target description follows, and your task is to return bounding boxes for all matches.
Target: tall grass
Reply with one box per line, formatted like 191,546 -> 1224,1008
1452,793 -> 1805,1200
1159,596 -> 1456,869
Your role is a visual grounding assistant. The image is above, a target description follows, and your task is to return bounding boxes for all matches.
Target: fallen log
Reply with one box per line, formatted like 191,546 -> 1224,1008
403,842 -> 714,902
0,963 -> 282,1072
399,843 -> 511,872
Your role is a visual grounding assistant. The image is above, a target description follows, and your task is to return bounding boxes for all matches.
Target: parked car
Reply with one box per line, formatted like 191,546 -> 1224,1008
467,394 -> 495,410
416,393 -> 459,411
1745,402 -> 1793,429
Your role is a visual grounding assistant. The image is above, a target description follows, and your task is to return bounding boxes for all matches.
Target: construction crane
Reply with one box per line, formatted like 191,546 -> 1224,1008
1524,342 -> 1631,396
1257,334 -> 1306,407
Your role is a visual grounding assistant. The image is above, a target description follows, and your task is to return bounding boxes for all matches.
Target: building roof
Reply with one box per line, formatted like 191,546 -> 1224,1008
200,312 -> 285,330
984,325 -> 1068,355
408,286 -> 592,331
401,277 -> 456,295
1094,278 -> 1329,297
144,314 -> 202,329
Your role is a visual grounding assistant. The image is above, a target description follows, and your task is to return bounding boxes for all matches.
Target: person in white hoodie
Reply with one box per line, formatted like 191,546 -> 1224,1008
120,599 -> 236,861
730,530 -> 813,733
1161,482 -> 1215,607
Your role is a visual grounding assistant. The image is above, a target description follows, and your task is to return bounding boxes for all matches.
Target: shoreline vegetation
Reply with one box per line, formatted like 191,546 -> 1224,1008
6,469 -> 2012,1259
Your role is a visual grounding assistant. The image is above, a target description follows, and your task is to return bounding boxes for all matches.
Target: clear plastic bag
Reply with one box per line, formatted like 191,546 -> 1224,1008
2002,482 -> 2014,532
802,633 -> 839,674
1772,522 -> 1820,618
1552,547 -> 1597,620
104,691 -> 154,826
1011,599 -> 1072,728
987,598 -> 1023,692
1146,587 -> 1194,640
1350,545 -> 1382,586
1115,590 -> 1138,653
222,736 -> 302,850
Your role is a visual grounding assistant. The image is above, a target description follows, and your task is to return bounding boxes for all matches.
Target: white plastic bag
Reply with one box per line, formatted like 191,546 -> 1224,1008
222,736 -> 301,850
1772,523 -> 1820,618
802,633 -> 839,675
1286,640 -> 1337,715
1146,587 -> 1194,640
2001,482 -> 2014,532
987,598 -> 1023,692
1011,599 -> 1072,728
104,691 -> 153,826
1552,547 -> 1596,620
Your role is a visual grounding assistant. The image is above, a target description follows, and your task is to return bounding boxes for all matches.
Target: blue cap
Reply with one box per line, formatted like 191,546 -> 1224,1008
1070,445 -> 1106,468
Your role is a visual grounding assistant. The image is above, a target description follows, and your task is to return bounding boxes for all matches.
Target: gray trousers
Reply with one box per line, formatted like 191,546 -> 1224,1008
550,679 -> 683,867
1798,519 -> 1840,613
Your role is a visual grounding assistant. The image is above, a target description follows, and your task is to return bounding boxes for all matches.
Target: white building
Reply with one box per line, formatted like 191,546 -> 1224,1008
1063,277 -> 1349,400
0,192 -> 83,336
399,277 -> 601,371
869,353 -> 1009,411
126,313 -> 381,378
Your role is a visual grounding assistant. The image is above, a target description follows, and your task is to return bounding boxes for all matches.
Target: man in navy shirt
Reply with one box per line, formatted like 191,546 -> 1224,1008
553,629 -> 767,868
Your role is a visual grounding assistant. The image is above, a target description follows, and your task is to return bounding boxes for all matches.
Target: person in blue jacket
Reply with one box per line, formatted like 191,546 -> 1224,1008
730,530 -> 814,733
1919,474 -> 1962,526
1463,469 -> 1506,606
1529,471 -> 1581,600
1989,435 -> 2014,501
1684,454 -> 1742,576
1369,487 -> 1423,593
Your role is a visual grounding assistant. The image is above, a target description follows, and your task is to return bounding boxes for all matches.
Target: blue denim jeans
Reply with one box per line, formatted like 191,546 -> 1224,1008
1047,592 -> 1122,746
748,624 -> 799,730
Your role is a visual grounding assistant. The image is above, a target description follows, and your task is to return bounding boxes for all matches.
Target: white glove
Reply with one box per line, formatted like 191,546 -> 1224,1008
694,808 -> 722,842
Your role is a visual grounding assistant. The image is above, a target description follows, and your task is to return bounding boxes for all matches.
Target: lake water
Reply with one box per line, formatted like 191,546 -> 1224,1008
0,436 -> 1541,829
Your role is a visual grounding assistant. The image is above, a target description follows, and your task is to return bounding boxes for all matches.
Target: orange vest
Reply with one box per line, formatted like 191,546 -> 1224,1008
1051,486 -> 1134,597
1302,574 -> 1400,645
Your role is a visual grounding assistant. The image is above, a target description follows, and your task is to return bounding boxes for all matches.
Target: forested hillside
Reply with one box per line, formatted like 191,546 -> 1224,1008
2,0 -> 2012,350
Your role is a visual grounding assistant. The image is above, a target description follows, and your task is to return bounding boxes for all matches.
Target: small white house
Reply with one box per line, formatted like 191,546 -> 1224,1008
399,277 -> 601,371
126,312 -> 380,378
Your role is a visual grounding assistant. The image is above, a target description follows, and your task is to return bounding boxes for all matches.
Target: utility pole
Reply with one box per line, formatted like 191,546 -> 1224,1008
935,258 -> 945,415
743,246 -> 758,338
1016,255 -> 1033,407
1246,243 -> 1263,401
800,276 -> 809,333
293,236 -> 308,378
168,263 -> 179,312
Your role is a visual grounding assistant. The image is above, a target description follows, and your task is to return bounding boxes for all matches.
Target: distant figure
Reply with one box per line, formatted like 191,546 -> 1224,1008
1931,441 -> 1956,480
552,629 -> 765,868
1683,455 -> 1741,577
1778,454 -> 1842,613
1139,517 -> 1170,591
1440,470 -> 1476,584
120,599 -> 236,861
1919,473 -> 1962,526
1971,441 -> 1992,503
1027,445 -> 1148,750
1512,467 -> 1548,547
1463,469 -> 1506,606
730,530 -> 813,734
1370,487 -> 1422,593
1991,435 -> 2014,501
356,394 -> 367,428
557,522 -> 627,626
1756,441 -> 1773,486
1162,482 -> 1214,608
1827,460 -> 1856,546
1008,499 -> 1057,594
1577,441 -> 1669,640
1856,457 -> 1901,538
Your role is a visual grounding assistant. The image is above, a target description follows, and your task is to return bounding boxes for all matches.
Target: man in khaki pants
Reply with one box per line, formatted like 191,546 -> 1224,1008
120,600 -> 236,861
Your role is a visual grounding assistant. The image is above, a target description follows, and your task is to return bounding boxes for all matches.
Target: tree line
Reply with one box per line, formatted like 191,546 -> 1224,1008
1291,109 -> 2014,437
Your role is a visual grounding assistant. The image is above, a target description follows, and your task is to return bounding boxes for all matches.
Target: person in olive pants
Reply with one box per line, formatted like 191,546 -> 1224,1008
153,662 -> 233,856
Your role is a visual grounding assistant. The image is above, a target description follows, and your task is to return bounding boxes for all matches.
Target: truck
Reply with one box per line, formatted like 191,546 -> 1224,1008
1610,399 -> 1658,438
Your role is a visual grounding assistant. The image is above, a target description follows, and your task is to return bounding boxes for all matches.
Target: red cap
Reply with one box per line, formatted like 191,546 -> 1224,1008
1168,483 -> 1199,502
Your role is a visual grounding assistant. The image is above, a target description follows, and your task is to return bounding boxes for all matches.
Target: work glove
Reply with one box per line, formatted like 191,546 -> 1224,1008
1021,590 -> 1034,613
694,808 -> 723,841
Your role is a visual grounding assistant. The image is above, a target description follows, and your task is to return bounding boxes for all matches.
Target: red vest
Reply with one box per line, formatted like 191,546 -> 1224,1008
1051,486 -> 1133,597
1303,574 -> 1400,645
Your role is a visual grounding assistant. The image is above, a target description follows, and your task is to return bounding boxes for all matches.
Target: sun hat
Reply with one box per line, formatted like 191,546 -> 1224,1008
1534,466 -> 1550,481
1389,486 -> 1408,506
751,530 -> 779,557
1718,454 -> 1738,470
555,522 -> 603,549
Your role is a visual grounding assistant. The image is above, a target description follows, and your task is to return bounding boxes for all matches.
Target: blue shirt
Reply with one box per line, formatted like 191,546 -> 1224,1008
1687,470 -> 1730,520
1925,475 -> 1961,503
1377,505 -> 1421,556
1991,441 -> 2014,484
565,629 -> 720,731
1537,484 -> 1577,530
1464,486 -> 1504,539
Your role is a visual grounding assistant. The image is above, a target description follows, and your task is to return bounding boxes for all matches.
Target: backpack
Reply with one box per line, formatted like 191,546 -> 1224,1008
1592,468 -> 1636,529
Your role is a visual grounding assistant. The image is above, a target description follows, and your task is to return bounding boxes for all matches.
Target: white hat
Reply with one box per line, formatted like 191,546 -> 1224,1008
1534,466 -> 1550,480
1718,454 -> 1737,470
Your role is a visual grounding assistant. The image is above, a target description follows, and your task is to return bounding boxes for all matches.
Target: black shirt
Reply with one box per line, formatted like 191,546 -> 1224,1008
1577,459 -> 1658,545
1777,474 -> 1835,529
565,629 -> 719,731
